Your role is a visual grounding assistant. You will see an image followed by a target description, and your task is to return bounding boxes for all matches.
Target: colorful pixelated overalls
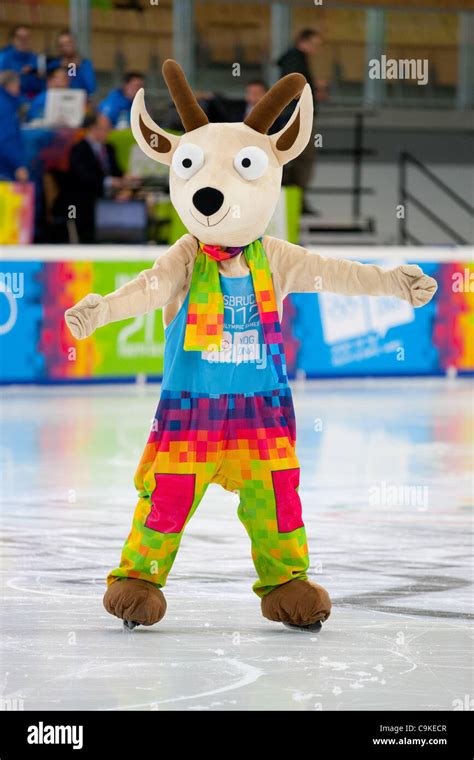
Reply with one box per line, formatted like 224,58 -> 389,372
107,239 -> 310,597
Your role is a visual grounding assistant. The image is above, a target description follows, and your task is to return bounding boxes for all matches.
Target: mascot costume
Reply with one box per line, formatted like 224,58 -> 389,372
65,60 -> 437,631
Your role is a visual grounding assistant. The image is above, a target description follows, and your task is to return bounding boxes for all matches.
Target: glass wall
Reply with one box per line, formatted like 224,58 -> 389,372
384,10 -> 458,107
0,0 -> 470,109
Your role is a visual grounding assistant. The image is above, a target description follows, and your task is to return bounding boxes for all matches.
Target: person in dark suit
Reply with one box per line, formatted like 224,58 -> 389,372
277,28 -> 322,214
173,81 -> 285,132
277,30 -> 320,101
224,80 -> 266,122
67,113 -> 125,242
222,80 -> 286,132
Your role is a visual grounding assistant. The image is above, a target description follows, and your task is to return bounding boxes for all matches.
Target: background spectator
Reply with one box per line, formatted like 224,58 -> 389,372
278,28 -> 321,213
223,80 -> 285,131
277,28 -> 321,101
0,70 -> 28,182
98,71 -> 144,129
201,80 -> 268,123
162,87 -> 227,129
49,31 -> 96,97
67,113 -> 125,242
242,80 -> 268,120
163,81 -> 286,131
0,25 -> 43,99
26,66 -> 69,123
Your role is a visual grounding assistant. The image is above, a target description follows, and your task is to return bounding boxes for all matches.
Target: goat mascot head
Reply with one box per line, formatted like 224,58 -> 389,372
131,59 -> 313,247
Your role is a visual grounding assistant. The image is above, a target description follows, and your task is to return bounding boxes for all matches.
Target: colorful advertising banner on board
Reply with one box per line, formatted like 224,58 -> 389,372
0,257 -> 472,382
0,183 -> 35,245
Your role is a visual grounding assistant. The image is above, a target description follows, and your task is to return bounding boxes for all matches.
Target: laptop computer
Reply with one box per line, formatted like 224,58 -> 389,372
44,88 -> 86,128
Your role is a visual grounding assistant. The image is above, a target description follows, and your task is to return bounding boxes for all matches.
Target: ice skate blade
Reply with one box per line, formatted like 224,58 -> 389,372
123,620 -> 140,630
283,620 -> 322,632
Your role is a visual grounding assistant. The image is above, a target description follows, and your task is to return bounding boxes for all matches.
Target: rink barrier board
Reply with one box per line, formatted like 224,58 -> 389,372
0,246 -> 472,383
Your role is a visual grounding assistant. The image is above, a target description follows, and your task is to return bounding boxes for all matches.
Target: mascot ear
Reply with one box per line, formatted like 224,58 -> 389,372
131,89 -> 179,165
269,84 -> 313,165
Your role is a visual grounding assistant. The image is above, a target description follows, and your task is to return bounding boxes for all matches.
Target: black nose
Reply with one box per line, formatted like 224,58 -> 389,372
192,187 -> 224,217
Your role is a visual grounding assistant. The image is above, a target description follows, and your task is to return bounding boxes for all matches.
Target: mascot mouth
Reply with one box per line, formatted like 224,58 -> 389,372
189,206 -> 230,227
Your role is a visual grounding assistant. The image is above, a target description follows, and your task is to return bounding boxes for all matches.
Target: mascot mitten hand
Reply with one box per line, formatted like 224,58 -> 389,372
390,264 -> 438,307
64,293 -> 109,340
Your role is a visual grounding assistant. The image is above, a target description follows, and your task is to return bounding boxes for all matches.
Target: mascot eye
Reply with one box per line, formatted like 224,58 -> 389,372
172,143 -> 204,179
233,146 -> 268,180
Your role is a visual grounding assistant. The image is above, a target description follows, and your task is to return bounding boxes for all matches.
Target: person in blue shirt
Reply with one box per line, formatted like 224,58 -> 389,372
98,71 -> 144,128
0,70 -> 29,182
0,25 -> 43,99
26,66 -> 69,123
48,31 -> 96,97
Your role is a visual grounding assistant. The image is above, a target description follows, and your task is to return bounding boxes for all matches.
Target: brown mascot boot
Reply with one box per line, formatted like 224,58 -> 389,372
261,579 -> 331,631
103,578 -> 167,629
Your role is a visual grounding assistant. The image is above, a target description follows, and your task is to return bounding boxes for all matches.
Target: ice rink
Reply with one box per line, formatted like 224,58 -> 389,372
1,378 -> 472,711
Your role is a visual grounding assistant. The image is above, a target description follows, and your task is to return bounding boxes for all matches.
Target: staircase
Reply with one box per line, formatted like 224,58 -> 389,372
398,151 -> 474,245
299,110 -> 377,246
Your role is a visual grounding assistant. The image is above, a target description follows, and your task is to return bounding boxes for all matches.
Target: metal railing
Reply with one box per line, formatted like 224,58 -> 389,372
307,110 -> 376,222
398,151 -> 473,245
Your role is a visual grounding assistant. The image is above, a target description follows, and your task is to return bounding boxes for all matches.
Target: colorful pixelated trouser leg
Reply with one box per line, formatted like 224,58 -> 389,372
217,389 -> 309,597
106,391 -> 224,589
107,389 -> 310,597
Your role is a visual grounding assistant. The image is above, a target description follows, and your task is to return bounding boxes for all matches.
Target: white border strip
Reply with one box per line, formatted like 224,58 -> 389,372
0,244 -> 473,263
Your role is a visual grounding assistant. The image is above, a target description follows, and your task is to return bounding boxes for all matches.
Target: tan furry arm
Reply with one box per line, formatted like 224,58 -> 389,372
264,236 -> 437,307
65,234 -> 197,340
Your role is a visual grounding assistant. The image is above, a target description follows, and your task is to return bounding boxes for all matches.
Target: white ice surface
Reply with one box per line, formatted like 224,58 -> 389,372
0,378 -> 472,711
